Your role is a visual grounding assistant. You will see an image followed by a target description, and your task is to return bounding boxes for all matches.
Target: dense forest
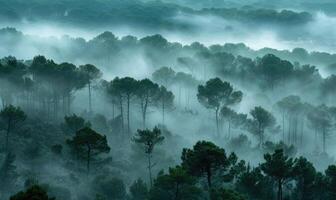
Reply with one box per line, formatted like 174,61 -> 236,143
1,0 -> 336,200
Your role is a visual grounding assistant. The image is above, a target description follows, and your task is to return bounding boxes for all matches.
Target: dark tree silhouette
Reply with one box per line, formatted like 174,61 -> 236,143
66,127 -> 110,174
250,106 -> 276,147
0,105 -> 26,152
9,185 -> 55,200
133,127 -> 164,187
79,64 -> 102,113
156,86 -> 174,125
136,79 -> 160,128
61,114 -> 91,135
197,78 -> 242,136
261,149 -> 295,200
181,141 -> 236,189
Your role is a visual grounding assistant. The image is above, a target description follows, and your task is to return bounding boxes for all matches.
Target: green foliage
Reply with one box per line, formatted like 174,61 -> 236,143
236,167 -> 273,200
210,188 -> 246,200
249,106 -> 276,146
94,176 -> 126,200
149,166 -> 202,200
66,127 -> 110,173
261,149 -> 295,200
61,114 -> 91,135
133,127 -> 165,187
152,67 -> 176,87
133,127 -> 165,155
0,105 -> 26,151
181,141 -> 236,188
129,179 -> 148,200
198,78 -> 242,135
9,185 -> 55,200
0,153 -> 18,192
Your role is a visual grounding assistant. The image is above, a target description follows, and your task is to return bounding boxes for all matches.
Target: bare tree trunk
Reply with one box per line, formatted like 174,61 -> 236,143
278,179 -> 282,200
162,98 -> 165,125
323,127 -> 326,153
215,108 -> 219,137
5,119 -> 11,152
119,99 -> 124,135
175,183 -> 180,200
88,81 -> 92,113
282,111 -> 285,143
148,153 -> 153,188
206,166 -> 212,189
87,145 -> 91,175
127,95 -> 130,136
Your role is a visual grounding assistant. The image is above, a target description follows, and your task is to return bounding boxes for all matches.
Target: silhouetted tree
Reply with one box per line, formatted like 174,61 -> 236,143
79,64 -> 102,113
181,141 -> 236,189
198,78 -> 242,136
136,79 -> 160,128
149,166 -> 202,200
261,149 -> 295,200
133,127 -> 164,187
61,114 -> 91,135
66,127 -> 110,174
250,106 -> 276,147
156,86 -> 174,125
10,185 -> 54,200
0,105 -> 26,152
152,67 -> 176,87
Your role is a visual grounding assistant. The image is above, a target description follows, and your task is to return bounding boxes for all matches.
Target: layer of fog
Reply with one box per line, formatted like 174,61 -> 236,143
2,11 -> 336,54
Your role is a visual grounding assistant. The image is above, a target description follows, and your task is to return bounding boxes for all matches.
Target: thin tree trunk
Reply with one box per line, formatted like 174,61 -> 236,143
175,183 -> 180,200
215,108 -> 219,137
87,145 -> 91,175
142,98 -> 148,128
228,118 -> 231,139
323,127 -> 326,153
119,98 -> 124,135
148,153 -> 153,187
88,81 -> 92,113
278,179 -> 282,200
207,166 -> 212,189
162,99 -> 165,125
301,118 -> 304,146
5,119 -> 11,152
127,95 -> 130,136
282,111 -> 285,143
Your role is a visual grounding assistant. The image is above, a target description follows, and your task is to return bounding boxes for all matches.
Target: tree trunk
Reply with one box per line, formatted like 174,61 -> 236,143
162,98 -> 165,125
88,81 -> 92,113
5,119 -> 11,152
301,118 -> 304,146
127,95 -> 130,136
142,98 -> 148,129
119,98 -> 124,135
148,153 -> 153,188
87,145 -> 91,175
282,111 -> 285,143
278,179 -> 282,200
323,127 -> 326,153
259,123 -> 263,148
215,108 -> 219,137
175,183 -> 180,200
207,166 -> 212,189
228,118 -> 231,139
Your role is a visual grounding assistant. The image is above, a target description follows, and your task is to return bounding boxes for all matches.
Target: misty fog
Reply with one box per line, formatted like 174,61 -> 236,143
1,0 -> 336,200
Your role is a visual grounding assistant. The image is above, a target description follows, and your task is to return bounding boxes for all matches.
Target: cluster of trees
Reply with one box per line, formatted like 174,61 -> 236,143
104,76 -> 174,135
0,55 -> 102,119
2,28 -> 336,102
7,137 -> 336,200
2,28 -> 336,199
